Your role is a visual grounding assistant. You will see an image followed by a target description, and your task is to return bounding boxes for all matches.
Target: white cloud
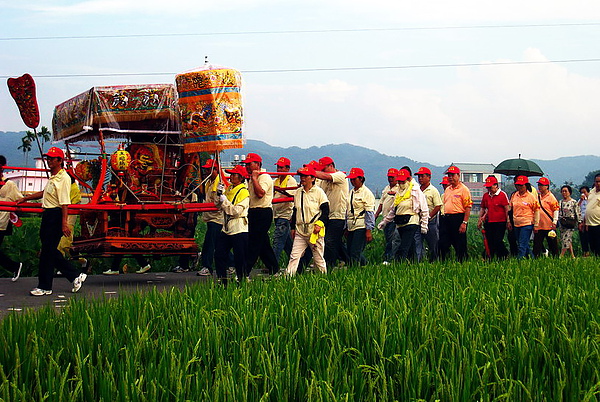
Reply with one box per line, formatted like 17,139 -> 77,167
245,48 -> 600,165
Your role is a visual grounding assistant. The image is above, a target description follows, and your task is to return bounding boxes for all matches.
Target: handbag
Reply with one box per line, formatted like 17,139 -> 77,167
559,200 -> 577,229
394,214 -> 412,225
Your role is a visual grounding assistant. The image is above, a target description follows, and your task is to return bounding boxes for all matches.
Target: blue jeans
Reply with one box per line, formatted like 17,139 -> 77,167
383,221 -> 400,262
414,215 -> 439,262
273,218 -> 293,265
514,224 -> 534,259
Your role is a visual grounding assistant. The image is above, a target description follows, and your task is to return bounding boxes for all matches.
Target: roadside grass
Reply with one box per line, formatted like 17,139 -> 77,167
2,257 -> 600,401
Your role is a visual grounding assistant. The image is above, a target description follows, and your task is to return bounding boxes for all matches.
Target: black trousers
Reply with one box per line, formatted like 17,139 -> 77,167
533,229 -> 559,257
439,213 -> 469,262
324,219 -> 349,267
247,208 -> 279,274
347,228 -> 367,266
0,230 -> 19,273
215,231 -> 248,280
38,208 -> 81,290
484,221 -> 509,259
588,225 -> 600,256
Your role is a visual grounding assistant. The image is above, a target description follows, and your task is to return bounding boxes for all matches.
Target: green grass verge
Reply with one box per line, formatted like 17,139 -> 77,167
2,258 -> 600,401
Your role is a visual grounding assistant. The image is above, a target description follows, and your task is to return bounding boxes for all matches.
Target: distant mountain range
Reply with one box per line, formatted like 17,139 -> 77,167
2,131 -> 598,195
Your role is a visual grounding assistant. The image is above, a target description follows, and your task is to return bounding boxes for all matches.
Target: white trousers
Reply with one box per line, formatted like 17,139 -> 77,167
285,232 -> 327,275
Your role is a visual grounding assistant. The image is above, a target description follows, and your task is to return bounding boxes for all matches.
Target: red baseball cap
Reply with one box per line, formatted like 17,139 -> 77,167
514,175 -> 529,185
297,166 -> 316,177
242,153 -> 262,164
304,160 -> 320,170
201,159 -> 218,168
226,164 -> 249,179
318,156 -> 334,169
346,167 -> 364,179
445,165 -> 460,175
440,176 -> 450,185
416,167 -> 431,176
43,147 -> 65,159
484,176 -> 498,187
387,168 -> 398,177
537,177 -> 550,186
396,168 -> 410,181
275,157 -> 291,167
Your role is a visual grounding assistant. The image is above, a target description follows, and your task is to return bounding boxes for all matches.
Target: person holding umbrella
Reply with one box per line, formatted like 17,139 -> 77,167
509,175 -> 540,259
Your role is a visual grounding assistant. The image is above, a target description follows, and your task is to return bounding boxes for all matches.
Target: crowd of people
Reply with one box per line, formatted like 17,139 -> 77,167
1,150 -> 600,292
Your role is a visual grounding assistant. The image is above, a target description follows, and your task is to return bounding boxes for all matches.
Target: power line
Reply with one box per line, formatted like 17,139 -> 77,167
1,22 -> 600,41
2,58 -> 599,79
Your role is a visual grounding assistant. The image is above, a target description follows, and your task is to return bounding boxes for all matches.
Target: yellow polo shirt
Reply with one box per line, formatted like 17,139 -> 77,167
585,188 -> 600,226
379,184 -> 398,217
0,178 -> 23,231
248,171 -> 273,209
347,185 -> 375,231
318,170 -> 348,220
422,184 -> 443,214
42,169 -> 71,209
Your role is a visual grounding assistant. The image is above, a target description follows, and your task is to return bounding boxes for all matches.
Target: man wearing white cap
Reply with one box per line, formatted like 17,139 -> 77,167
17,147 -> 87,296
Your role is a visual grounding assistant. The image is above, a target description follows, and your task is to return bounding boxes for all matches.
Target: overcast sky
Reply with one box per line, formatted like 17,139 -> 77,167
1,0 -> 599,165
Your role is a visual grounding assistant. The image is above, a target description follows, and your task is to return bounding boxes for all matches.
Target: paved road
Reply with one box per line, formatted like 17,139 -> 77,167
0,271 -> 215,319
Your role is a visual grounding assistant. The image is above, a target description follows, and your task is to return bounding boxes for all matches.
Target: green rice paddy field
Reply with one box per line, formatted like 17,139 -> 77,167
2,257 -> 600,401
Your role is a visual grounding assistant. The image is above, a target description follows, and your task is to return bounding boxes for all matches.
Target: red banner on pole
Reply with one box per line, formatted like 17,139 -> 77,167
7,73 -> 40,129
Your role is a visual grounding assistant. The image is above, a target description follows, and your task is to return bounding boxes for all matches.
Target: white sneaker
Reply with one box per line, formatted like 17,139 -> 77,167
136,264 -> 151,274
103,269 -> 120,275
30,288 -> 52,296
197,267 -> 211,276
382,261 -> 391,266
12,262 -> 22,282
72,273 -> 87,293
227,267 -> 236,275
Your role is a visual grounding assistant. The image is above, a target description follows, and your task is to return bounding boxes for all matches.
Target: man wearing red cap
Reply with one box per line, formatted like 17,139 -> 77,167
315,156 -> 349,268
17,147 -> 87,295
477,175 -> 510,259
533,177 -> 559,258
243,152 -> 280,274
196,159 -> 225,276
0,155 -> 24,281
439,165 -> 472,262
415,167 -> 443,261
284,166 -> 329,276
346,167 -> 376,266
375,168 -> 400,263
272,157 -> 297,265
509,175 -> 540,259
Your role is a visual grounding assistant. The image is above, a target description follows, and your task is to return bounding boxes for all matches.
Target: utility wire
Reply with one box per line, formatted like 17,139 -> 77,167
1,22 -> 600,41
1,58 -> 599,79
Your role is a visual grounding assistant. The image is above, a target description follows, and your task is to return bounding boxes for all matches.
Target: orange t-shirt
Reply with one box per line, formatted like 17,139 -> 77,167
510,191 -> 539,227
536,192 -> 559,230
443,183 -> 473,214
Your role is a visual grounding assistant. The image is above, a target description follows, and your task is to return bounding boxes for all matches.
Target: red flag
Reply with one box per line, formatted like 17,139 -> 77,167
7,73 -> 40,129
